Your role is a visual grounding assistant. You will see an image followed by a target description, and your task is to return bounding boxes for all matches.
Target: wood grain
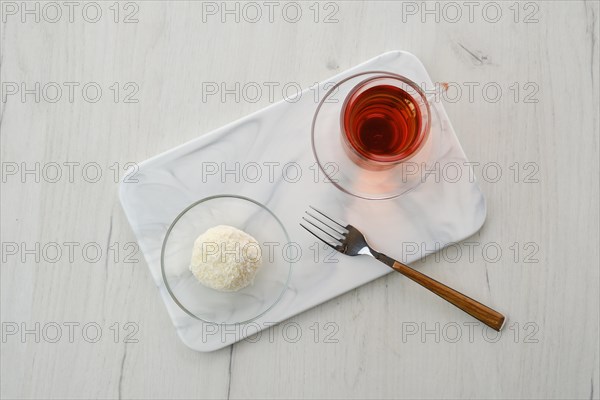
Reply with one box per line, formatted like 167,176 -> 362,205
1,1 -> 598,399
390,261 -> 505,331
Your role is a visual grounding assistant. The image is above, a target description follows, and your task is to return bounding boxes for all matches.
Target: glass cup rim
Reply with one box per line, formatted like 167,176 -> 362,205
160,194 -> 292,325
339,73 -> 432,165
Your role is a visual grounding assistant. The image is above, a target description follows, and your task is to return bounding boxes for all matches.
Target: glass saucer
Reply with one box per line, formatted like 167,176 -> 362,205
161,195 -> 291,325
311,71 -> 443,200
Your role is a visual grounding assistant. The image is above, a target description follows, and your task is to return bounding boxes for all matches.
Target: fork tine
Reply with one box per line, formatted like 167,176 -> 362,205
309,206 -> 347,230
302,216 -> 343,242
305,210 -> 345,236
299,223 -> 340,251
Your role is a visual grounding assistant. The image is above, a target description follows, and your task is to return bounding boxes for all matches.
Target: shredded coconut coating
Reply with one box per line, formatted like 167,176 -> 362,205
189,225 -> 262,292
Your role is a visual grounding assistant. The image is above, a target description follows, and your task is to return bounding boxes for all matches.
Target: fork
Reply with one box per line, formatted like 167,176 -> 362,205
300,206 -> 506,331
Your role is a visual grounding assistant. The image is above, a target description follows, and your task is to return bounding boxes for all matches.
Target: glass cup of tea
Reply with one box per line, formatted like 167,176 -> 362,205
340,75 -> 431,171
311,71 -> 439,200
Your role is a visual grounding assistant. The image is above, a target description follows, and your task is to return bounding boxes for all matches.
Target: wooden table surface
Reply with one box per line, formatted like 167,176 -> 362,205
1,1 -> 598,399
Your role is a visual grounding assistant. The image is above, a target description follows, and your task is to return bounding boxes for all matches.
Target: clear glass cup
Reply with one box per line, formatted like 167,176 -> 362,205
340,75 -> 431,170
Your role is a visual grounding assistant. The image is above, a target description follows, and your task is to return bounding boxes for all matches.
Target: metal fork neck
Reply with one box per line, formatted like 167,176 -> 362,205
371,250 -> 396,268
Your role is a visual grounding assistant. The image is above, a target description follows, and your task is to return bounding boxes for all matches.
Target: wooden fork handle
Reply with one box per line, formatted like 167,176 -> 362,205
386,259 -> 505,331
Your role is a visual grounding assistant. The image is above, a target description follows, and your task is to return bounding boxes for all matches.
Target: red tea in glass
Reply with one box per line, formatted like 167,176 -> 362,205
341,76 -> 430,170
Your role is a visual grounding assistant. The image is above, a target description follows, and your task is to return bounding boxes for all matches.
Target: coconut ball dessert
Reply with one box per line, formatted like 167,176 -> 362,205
189,225 -> 262,292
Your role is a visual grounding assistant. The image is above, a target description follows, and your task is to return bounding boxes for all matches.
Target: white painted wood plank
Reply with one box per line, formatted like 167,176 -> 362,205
1,1 -> 598,399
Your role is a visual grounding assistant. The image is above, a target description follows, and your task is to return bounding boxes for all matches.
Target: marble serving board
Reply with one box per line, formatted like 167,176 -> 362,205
119,50 -> 486,352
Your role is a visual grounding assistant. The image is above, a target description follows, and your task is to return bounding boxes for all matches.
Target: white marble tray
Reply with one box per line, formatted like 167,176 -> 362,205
119,51 -> 486,352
